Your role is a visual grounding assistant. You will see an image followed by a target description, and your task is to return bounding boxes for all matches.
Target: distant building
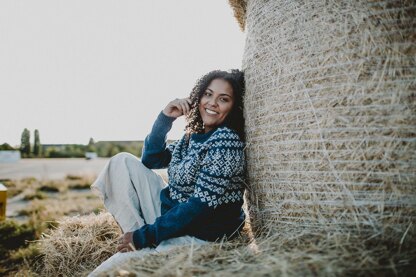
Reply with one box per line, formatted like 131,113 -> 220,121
85,152 -> 98,160
0,151 -> 21,163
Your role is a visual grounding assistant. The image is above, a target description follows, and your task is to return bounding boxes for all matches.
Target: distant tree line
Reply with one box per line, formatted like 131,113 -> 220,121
2,129 -> 153,158
0,143 -> 15,151
42,139 -> 144,158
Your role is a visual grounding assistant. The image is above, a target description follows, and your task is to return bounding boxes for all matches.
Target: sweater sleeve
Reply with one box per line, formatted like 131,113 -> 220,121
133,130 -> 245,248
141,111 -> 177,169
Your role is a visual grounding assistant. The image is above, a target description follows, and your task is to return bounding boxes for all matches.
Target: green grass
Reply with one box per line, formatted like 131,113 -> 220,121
23,191 -> 47,201
68,183 -> 91,190
38,185 -> 60,193
65,174 -> 83,181
0,220 -> 37,276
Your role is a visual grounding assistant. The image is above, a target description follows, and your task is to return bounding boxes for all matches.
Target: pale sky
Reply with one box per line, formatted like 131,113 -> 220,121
0,0 -> 245,146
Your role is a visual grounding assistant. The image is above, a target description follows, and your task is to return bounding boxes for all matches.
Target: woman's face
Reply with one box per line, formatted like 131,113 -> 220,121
198,78 -> 234,133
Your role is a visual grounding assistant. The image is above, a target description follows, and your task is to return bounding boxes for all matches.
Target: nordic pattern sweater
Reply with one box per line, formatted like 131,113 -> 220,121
132,111 -> 246,249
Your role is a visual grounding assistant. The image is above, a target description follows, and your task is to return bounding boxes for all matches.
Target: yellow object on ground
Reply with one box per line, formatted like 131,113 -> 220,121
0,183 -> 7,221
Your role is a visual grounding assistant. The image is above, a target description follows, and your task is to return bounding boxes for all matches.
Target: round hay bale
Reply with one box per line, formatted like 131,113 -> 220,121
241,0 -> 416,244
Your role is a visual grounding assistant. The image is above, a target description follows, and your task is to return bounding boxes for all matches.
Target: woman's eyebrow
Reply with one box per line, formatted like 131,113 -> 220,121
206,88 -> 233,98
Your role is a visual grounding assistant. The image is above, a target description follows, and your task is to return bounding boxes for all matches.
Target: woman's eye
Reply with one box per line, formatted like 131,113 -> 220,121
204,92 -> 211,96
220,98 -> 228,102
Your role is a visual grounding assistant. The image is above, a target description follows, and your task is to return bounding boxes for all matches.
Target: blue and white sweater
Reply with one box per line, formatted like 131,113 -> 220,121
132,111 -> 246,249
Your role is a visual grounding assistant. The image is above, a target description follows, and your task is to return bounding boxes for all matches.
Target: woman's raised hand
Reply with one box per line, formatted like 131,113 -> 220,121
162,98 -> 193,118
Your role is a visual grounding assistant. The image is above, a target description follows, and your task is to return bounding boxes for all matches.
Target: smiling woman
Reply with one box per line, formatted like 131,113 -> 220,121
90,69 -> 246,274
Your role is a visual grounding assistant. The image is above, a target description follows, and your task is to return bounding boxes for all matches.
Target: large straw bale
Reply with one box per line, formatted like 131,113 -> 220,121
241,0 -> 416,245
37,212 -> 120,276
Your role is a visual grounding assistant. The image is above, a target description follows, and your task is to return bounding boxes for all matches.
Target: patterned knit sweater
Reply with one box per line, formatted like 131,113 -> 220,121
132,112 -> 246,249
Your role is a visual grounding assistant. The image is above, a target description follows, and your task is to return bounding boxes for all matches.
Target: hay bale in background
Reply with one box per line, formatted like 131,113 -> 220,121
38,212 -> 120,276
228,0 -> 247,31
233,0 -> 416,244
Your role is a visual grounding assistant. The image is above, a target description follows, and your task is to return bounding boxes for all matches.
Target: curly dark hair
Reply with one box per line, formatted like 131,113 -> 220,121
185,69 -> 245,141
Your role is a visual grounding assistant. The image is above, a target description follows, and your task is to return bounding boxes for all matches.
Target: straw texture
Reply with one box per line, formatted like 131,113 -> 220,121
240,0 -> 416,244
34,214 -> 415,276
228,0 -> 247,31
37,212 -> 120,276
96,230 -> 416,276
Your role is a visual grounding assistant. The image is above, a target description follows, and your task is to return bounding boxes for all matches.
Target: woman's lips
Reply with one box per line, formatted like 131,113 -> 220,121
205,108 -> 219,115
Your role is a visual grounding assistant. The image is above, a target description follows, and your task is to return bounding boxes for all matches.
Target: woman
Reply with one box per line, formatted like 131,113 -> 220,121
92,69 -> 246,256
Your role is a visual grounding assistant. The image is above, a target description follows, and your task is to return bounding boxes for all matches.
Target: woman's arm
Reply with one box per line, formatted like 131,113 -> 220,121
141,97 -> 192,169
141,111 -> 176,169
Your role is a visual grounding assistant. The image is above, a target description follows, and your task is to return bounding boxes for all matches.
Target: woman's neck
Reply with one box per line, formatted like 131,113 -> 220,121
204,127 -> 213,133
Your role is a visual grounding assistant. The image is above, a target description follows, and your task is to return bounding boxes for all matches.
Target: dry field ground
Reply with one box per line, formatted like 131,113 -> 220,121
0,175 -> 104,276
0,161 -> 414,276
0,158 -> 110,180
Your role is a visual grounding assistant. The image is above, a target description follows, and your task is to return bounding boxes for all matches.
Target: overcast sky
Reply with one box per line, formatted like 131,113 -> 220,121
0,0 -> 245,146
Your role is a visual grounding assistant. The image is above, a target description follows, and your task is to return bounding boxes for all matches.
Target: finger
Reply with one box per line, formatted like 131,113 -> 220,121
183,99 -> 191,114
185,100 -> 192,114
179,102 -> 187,116
172,101 -> 183,113
185,103 -> 190,116
128,242 -> 136,251
181,101 -> 189,115
168,99 -> 180,110
186,98 -> 194,110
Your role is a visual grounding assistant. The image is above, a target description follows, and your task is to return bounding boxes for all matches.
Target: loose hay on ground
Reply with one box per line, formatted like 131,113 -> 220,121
35,215 -> 415,276
37,212 -> 121,276
98,228 -> 415,276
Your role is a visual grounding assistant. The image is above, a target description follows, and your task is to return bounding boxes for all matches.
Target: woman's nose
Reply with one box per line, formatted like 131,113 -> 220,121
208,97 -> 218,107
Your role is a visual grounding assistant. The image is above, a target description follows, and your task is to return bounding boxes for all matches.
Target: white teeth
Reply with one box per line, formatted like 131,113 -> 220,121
206,109 -> 218,115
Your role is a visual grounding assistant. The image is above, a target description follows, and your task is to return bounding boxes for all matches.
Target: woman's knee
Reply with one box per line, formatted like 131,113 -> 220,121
110,152 -> 145,168
111,152 -> 135,161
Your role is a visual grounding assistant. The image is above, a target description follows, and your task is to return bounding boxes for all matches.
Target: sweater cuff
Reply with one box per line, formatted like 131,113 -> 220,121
149,111 -> 176,137
133,225 -> 155,249
157,111 -> 176,127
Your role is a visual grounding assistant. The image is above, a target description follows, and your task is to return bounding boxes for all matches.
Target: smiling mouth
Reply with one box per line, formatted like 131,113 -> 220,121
205,108 -> 219,115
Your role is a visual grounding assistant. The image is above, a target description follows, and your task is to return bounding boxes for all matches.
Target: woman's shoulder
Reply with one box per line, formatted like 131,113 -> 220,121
209,126 -> 244,146
213,126 -> 241,138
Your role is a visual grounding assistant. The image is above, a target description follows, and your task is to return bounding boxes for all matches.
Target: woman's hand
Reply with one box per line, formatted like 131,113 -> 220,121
162,98 -> 193,118
117,232 -> 135,252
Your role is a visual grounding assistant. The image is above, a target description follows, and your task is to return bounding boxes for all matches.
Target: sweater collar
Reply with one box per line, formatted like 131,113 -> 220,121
190,123 -> 226,142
